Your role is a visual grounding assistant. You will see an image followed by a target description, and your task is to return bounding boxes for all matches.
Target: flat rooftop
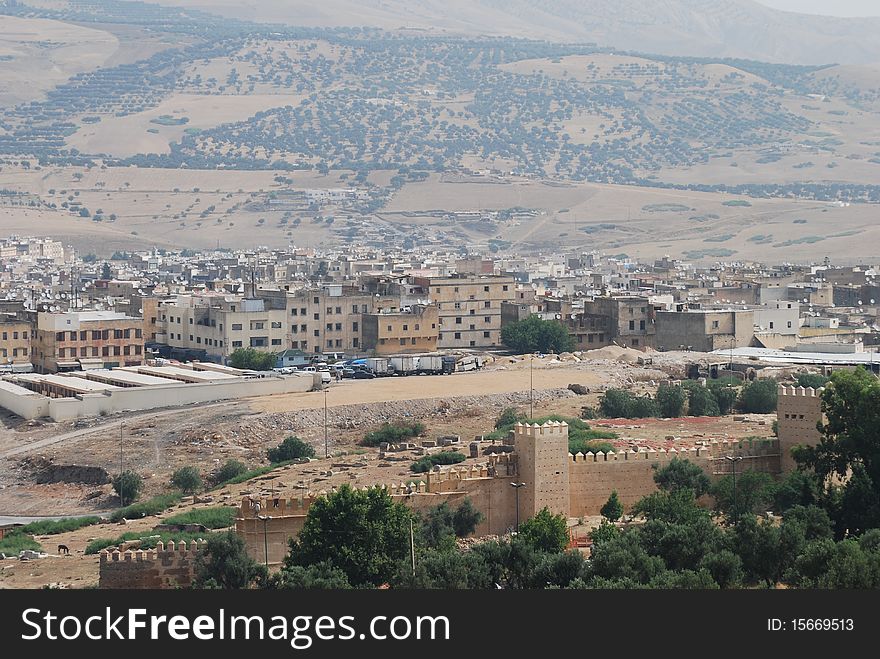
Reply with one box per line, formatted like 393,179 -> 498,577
12,374 -> 121,393
716,347 -> 880,366
70,369 -> 176,387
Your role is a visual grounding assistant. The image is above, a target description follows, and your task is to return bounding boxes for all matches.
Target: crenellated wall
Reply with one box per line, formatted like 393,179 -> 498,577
777,385 -> 825,473
236,495 -> 315,566
99,539 -> 206,589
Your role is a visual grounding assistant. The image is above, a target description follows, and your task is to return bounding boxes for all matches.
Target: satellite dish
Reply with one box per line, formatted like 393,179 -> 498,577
858,300 -> 863,306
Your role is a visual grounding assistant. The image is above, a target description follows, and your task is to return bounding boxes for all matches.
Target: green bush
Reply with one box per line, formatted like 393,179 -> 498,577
495,407 -> 525,429
709,383 -> 739,415
517,508 -> 569,553
163,507 -> 237,529
0,531 -> 42,555
213,459 -> 248,485
229,347 -> 277,371
684,382 -> 720,416
795,373 -> 829,389
361,421 -> 426,447
267,436 -> 316,462
500,315 -> 575,354
109,493 -> 183,523
568,439 -> 615,455
738,379 -> 779,414
171,466 -> 203,494
411,452 -> 467,473
212,461 -> 293,487
17,516 -> 102,536
112,470 -> 143,507
656,384 -> 687,418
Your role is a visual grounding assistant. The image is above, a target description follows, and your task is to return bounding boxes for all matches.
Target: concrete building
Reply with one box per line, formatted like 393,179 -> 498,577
361,305 -> 439,355
158,295 -> 287,363
416,274 -> 516,349
31,311 -> 145,373
573,295 -> 656,350
655,308 -> 754,352
0,315 -> 33,368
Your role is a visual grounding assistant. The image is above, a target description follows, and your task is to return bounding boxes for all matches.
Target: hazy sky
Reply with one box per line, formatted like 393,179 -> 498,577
758,0 -> 880,16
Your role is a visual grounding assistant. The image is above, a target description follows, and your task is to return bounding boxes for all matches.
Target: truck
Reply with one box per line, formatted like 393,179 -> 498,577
389,356 -> 417,376
456,356 -> 485,372
415,355 -> 457,375
363,357 -> 390,376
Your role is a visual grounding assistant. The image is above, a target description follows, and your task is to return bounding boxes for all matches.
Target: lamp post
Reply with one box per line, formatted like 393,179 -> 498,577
256,514 -> 270,568
323,386 -> 329,459
725,455 -> 743,523
510,482 -> 526,531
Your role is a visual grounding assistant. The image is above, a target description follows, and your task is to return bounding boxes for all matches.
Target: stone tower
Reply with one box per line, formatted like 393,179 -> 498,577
513,421 -> 570,519
777,385 -> 824,473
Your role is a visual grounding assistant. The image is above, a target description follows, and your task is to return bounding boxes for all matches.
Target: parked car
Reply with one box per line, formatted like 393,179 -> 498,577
320,371 -> 332,384
353,370 -> 377,379
341,368 -> 357,379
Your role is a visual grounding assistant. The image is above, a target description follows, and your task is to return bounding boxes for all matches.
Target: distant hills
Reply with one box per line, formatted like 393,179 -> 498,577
160,0 -> 880,65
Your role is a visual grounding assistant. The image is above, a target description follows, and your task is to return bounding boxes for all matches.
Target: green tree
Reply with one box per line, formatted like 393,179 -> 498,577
737,379 -> 778,413
683,381 -> 720,416
171,466 -> 202,494
770,470 -> 821,513
452,498 -> 483,538
101,262 -> 112,279
194,530 -> 267,589
270,561 -> 352,589
712,470 -> 775,521
600,490 -> 624,522
495,407 -> 525,429
699,550 -> 744,589
517,508 -> 569,553
112,470 -> 142,507
213,459 -> 248,485
709,382 -> 739,415
229,347 -> 277,370
795,373 -> 829,389
653,457 -> 711,498
267,436 -> 315,463
599,389 -> 635,418
500,316 -> 575,354
656,383 -> 687,418
288,485 -> 413,586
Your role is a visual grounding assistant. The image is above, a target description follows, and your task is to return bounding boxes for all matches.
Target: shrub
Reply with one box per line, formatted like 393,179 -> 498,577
656,383 -> 687,418
360,421 -> 426,447
495,407 -> 525,429
795,373 -> 829,389
164,507 -> 237,529
17,516 -> 101,536
229,347 -> 277,371
212,461 -> 293,487
601,491 -> 624,522
171,466 -> 203,494
709,383 -> 739,415
599,389 -> 635,418
0,532 -> 42,555
629,396 -> 659,418
500,315 -> 575,353
517,508 -> 569,553
684,383 -> 720,416
213,459 -> 248,485
452,499 -> 483,537
112,470 -> 143,507
568,439 -> 615,455
738,379 -> 779,414
267,436 -> 315,463
411,451 -> 467,473
109,493 -> 182,523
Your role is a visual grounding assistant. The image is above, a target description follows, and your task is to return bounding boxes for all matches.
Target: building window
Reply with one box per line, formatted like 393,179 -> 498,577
629,320 -> 635,331
454,302 -> 461,309
414,324 -> 419,331
301,308 -> 306,315
271,322 -> 282,329
640,320 -> 646,330
313,313 -> 320,321
712,320 -> 720,329
455,317 -> 462,324
135,346 -> 142,355
326,307 -> 333,315
502,285 -> 509,291
454,332 -> 461,340
314,330 -> 320,337
352,322 -> 358,332
113,346 -> 121,356
400,338 -> 406,345
231,323 -> 242,331
135,329 -> 142,338
313,297 -> 319,304
101,347 -> 110,357
335,306 -> 341,314
69,331 -> 77,341
291,308 -> 298,316
484,300 -> 490,308
271,339 -> 282,346
335,323 -> 342,331
353,338 -> 359,347
484,316 -> 490,323
291,325 -> 298,334
79,331 -> 86,341
251,321 -> 265,330
92,331 -> 101,340
232,341 -> 242,348
483,331 -> 490,338
123,345 -> 131,356
114,329 -> 123,339
326,323 -> 333,332
352,305 -> 359,314
403,324 -> 408,331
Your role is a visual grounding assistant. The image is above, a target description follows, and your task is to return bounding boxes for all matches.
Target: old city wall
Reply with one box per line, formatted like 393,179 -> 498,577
99,540 -> 205,589
236,496 -> 312,566
777,385 -> 824,473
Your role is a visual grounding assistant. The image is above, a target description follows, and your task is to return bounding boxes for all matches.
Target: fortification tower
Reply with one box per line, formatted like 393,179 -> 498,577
513,421 -> 570,519
777,385 -> 825,473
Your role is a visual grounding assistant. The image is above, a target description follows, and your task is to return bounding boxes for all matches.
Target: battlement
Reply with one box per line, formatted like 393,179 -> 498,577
569,446 -> 709,463
778,385 -> 824,398
99,538 -> 207,564
237,495 -> 316,518
514,420 -> 569,438
98,539 -> 207,589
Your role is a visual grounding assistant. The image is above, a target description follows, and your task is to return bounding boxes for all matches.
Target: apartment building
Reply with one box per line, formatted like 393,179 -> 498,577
32,311 -> 145,373
0,314 -> 33,368
568,295 -> 656,350
361,305 -> 439,355
415,274 -> 516,349
655,308 -> 755,352
158,295 -> 287,363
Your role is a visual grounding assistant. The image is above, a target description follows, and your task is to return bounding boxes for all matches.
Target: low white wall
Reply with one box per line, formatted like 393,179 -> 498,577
2,373 -> 320,421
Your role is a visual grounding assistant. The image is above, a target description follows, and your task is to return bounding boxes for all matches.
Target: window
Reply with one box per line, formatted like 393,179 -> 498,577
301,308 -> 306,315
123,345 -> 131,356
232,341 -> 243,348
502,285 -> 509,292
251,321 -> 265,330
484,301 -> 490,308
300,324 -> 307,332
353,338 -> 359,348
352,305 -> 359,314
113,346 -> 121,356
326,307 -> 333,315
484,316 -> 490,323
787,321 -> 792,329
387,325 -> 392,332
291,325 -> 298,334
80,331 -> 86,341
640,320 -> 646,331
361,305 -> 367,313
271,339 -> 282,346
189,335 -> 193,341
403,324 -> 408,331
455,317 -> 462,324
400,338 -> 406,345
483,331 -> 490,338
470,309 -> 475,315
483,285 -> 489,292
92,330 -> 101,340
81,347 -> 88,357
102,330 -> 109,340
414,324 -> 419,331
769,322 -> 775,329
313,330 -> 320,337
102,346 -> 110,357
135,346 -> 142,355
327,340 -> 333,348
469,340 -> 476,347
114,329 -> 123,339
326,323 -> 333,332
313,313 -> 320,321
271,322 -> 282,329
380,338 -> 386,345
69,331 -> 77,341
189,318 -> 193,325
56,332 -> 64,341
313,297 -> 320,304
291,308 -> 298,316
231,323 -> 242,331
629,320 -> 635,331
454,302 -> 461,309
335,306 -> 341,314
196,337 -> 201,344
92,347 -> 98,357
352,322 -> 358,332
1,332 -> 5,340
712,320 -> 720,329
135,329 -> 142,338
335,323 -> 342,331
454,332 -> 461,340
454,287 -> 459,293
124,329 -> 131,339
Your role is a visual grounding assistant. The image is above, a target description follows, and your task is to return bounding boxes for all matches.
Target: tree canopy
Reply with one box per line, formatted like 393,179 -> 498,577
500,316 -> 575,354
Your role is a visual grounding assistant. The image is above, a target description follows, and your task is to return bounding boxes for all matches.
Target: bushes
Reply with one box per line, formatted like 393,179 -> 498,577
0,532 -> 42,555
212,459 -> 248,485
109,493 -> 182,523
489,413 -> 618,454
171,466 -> 202,494
495,407 -> 525,429
500,315 -> 575,354
229,347 -> 277,371
16,516 -> 102,536
164,507 -> 237,529
267,436 -> 316,462
112,470 -> 143,507
213,461 -> 293,487
599,389 -> 659,418
85,529 -> 211,555
411,451 -> 467,473
517,508 -> 569,553
795,373 -> 829,389
738,379 -> 778,414
601,380 -> 749,419
361,421 -> 426,447
656,384 -> 687,418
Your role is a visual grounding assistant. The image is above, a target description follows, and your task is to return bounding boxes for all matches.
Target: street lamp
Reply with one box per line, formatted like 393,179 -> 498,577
256,514 -> 271,568
724,455 -> 743,523
510,482 -> 526,531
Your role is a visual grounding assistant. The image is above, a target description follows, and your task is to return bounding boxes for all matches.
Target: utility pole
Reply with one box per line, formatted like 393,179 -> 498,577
323,386 -> 329,459
409,517 -> 416,579
510,482 -> 526,531
529,355 -> 534,419
725,455 -> 743,524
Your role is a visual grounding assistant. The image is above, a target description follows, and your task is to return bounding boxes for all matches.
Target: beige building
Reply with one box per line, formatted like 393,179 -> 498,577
655,308 -> 755,352
0,315 -> 33,367
32,311 -> 145,373
361,305 -> 439,355
158,295 -> 287,363
415,274 -> 516,349
777,385 -> 825,473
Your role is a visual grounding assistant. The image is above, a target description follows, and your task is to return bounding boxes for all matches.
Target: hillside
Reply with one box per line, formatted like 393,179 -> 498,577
156,0 -> 880,65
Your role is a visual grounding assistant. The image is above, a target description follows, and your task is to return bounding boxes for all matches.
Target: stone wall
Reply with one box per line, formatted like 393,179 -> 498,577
99,540 -> 205,589
777,385 -> 824,473
236,496 -> 313,566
